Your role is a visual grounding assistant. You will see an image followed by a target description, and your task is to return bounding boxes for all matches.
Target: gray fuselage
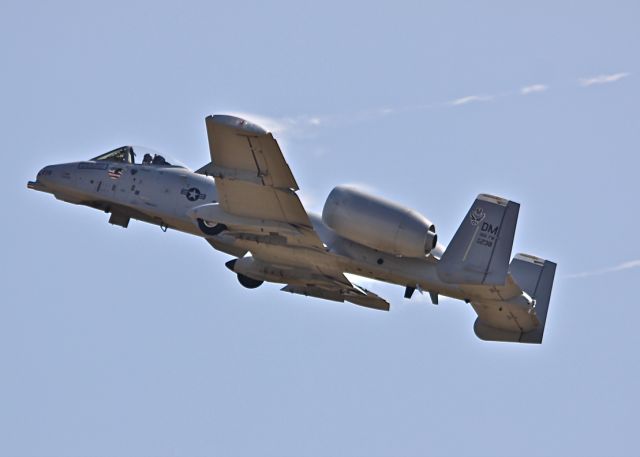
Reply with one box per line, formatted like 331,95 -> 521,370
31,159 -> 471,302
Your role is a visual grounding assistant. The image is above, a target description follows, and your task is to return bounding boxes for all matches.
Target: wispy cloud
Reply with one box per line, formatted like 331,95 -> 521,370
227,112 -> 329,138
229,71 -> 631,137
450,95 -> 493,106
579,72 -> 630,87
566,259 -> 640,279
521,84 -> 548,95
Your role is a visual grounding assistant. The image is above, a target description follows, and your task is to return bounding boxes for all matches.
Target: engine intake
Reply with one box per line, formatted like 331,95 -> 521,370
322,185 -> 437,258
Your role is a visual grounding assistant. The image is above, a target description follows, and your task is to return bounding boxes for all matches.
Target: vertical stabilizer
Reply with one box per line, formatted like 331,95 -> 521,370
437,194 -> 519,285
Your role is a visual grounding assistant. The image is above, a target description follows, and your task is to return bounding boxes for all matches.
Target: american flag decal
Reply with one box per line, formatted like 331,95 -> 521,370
108,168 -> 123,179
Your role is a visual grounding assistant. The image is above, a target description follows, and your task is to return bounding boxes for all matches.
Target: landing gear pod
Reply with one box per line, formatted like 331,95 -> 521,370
322,185 -> 437,257
225,259 -> 264,288
237,274 -> 264,289
197,218 -> 227,236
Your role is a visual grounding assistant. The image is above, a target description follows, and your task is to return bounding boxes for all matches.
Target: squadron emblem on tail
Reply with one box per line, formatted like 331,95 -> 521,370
470,207 -> 486,226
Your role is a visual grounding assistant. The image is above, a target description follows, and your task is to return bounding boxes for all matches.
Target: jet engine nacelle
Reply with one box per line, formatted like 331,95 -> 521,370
322,185 -> 437,258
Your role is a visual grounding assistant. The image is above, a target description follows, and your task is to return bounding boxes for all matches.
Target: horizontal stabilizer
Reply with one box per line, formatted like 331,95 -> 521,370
437,194 -> 519,286
473,254 -> 557,344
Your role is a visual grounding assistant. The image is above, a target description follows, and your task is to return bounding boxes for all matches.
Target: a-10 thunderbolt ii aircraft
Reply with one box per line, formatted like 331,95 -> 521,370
28,115 -> 556,343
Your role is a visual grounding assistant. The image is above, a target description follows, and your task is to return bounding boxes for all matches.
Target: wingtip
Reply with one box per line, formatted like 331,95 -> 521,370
206,114 -> 267,135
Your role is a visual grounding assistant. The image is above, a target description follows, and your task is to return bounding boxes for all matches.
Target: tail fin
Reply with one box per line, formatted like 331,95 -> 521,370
437,194 -> 519,285
474,254 -> 557,344
509,253 -> 556,343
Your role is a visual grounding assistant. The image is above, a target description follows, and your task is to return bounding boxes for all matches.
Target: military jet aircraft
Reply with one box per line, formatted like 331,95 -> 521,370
28,115 -> 556,343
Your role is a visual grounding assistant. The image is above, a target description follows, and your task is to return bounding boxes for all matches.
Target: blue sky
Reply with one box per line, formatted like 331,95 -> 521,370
1,1 -> 639,456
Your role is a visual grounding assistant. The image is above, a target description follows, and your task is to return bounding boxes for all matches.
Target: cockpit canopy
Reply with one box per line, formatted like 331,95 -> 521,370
90,146 -> 185,168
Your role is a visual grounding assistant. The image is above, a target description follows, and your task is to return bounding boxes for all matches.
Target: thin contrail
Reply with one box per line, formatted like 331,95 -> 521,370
566,259 -> 640,279
233,71 -> 630,136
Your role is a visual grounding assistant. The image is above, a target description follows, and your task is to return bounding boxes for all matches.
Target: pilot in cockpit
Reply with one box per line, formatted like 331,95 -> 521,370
91,146 -> 177,168
152,154 -> 168,165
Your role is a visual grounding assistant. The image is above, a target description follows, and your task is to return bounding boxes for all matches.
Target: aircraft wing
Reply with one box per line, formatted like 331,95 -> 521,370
198,115 -> 324,250
281,273 -> 390,311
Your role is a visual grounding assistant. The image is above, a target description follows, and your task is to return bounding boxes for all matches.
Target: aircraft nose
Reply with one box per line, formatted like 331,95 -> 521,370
28,165 -> 56,191
37,165 -> 55,183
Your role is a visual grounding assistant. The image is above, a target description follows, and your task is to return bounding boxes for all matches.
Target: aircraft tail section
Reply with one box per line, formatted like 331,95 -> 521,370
437,194 -> 519,286
474,254 -> 557,344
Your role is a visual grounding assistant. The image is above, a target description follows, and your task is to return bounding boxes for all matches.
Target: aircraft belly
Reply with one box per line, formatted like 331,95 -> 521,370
249,243 -> 338,274
322,234 -> 462,298
239,226 -> 498,306
243,235 -> 462,302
